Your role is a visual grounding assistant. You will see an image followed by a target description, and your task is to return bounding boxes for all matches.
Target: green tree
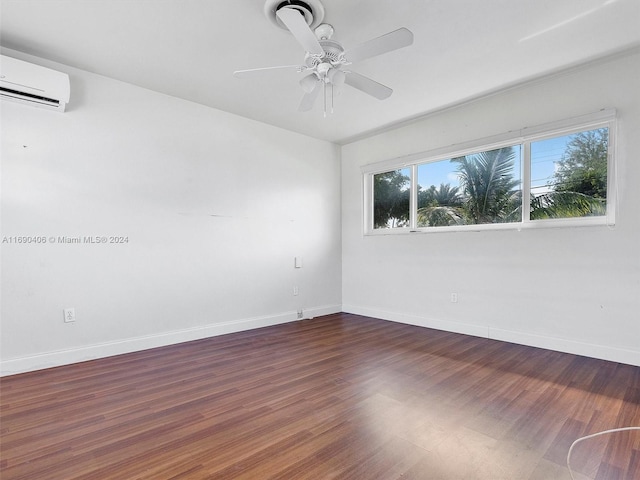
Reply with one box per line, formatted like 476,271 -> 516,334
531,128 -> 608,219
554,128 -> 608,199
373,170 -> 410,228
452,147 -> 521,224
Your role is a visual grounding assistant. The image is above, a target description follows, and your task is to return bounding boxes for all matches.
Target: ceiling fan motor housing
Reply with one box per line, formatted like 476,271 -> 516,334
264,0 -> 325,30
305,39 -> 344,68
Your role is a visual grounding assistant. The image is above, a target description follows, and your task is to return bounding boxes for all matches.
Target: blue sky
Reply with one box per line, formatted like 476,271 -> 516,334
530,135 -> 572,194
414,135 -> 575,195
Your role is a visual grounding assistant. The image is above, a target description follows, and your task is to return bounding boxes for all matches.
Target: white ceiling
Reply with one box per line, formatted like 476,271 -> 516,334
1,0 -> 639,144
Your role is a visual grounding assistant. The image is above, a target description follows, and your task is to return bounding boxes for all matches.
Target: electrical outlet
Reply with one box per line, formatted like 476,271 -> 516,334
450,293 -> 458,303
297,309 -> 303,319
64,308 -> 76,323
293,286 -> 299,296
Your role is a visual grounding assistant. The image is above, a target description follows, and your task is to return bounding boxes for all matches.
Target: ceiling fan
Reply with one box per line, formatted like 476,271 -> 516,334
233,0 -> 414,115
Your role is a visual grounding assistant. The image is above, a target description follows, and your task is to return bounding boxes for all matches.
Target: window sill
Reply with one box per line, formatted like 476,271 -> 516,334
365,216 -> 614,236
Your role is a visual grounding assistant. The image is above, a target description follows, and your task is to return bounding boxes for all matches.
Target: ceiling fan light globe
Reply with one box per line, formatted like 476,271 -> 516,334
314,23 -> 334,40
300,73 -> 319,93
317,62 -> 332,76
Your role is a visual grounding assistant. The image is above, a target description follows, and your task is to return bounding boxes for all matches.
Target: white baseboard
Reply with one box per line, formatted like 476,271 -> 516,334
488,327 -> 640,367
5,304 -> 636,376
342,304 -> 640,367
342,304 -> 490,338
0,304 -> 341,377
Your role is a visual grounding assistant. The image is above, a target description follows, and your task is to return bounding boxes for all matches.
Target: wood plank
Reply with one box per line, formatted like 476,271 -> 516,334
1,313 -> 638,479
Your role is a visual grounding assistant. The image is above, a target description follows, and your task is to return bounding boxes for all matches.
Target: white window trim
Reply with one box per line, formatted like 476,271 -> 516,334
363,109 -> 617,235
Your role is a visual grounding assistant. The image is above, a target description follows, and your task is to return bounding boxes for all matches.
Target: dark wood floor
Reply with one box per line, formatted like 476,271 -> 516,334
1,313 -> 638,479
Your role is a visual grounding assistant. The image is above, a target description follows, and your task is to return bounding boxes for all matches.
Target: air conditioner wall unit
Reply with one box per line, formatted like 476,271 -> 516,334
0,55 -> 70,112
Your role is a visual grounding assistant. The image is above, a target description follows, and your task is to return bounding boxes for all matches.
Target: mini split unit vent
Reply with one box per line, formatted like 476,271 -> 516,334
0,55 -> 70,112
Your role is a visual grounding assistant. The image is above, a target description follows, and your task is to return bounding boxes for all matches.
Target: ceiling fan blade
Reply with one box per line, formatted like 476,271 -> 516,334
276,7 -> 324,55
233,65 -> 305,78
298,82 -> 321,111
345,28 -> 413,63
344,71 -> 393,100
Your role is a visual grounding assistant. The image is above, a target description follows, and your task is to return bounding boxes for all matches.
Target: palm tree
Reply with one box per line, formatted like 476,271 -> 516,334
452,147 -> 521,224
417,183 -> 464,227
530,191 -> 606,219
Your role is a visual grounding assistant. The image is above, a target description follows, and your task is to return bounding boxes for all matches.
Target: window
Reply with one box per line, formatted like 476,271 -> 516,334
373,168 -> 410,229
530,128 -> 608,220
364,110 -> 615,234
416,145 -> 522,228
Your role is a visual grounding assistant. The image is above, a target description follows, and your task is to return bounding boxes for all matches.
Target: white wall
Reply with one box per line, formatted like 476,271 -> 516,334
342,50 -> 640,366
3,49 -> 638,376
0,50 -> 342,375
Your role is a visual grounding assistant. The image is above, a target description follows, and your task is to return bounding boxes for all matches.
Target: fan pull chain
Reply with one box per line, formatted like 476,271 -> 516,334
323,81 -> 327,118
331,82 -> 334,114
